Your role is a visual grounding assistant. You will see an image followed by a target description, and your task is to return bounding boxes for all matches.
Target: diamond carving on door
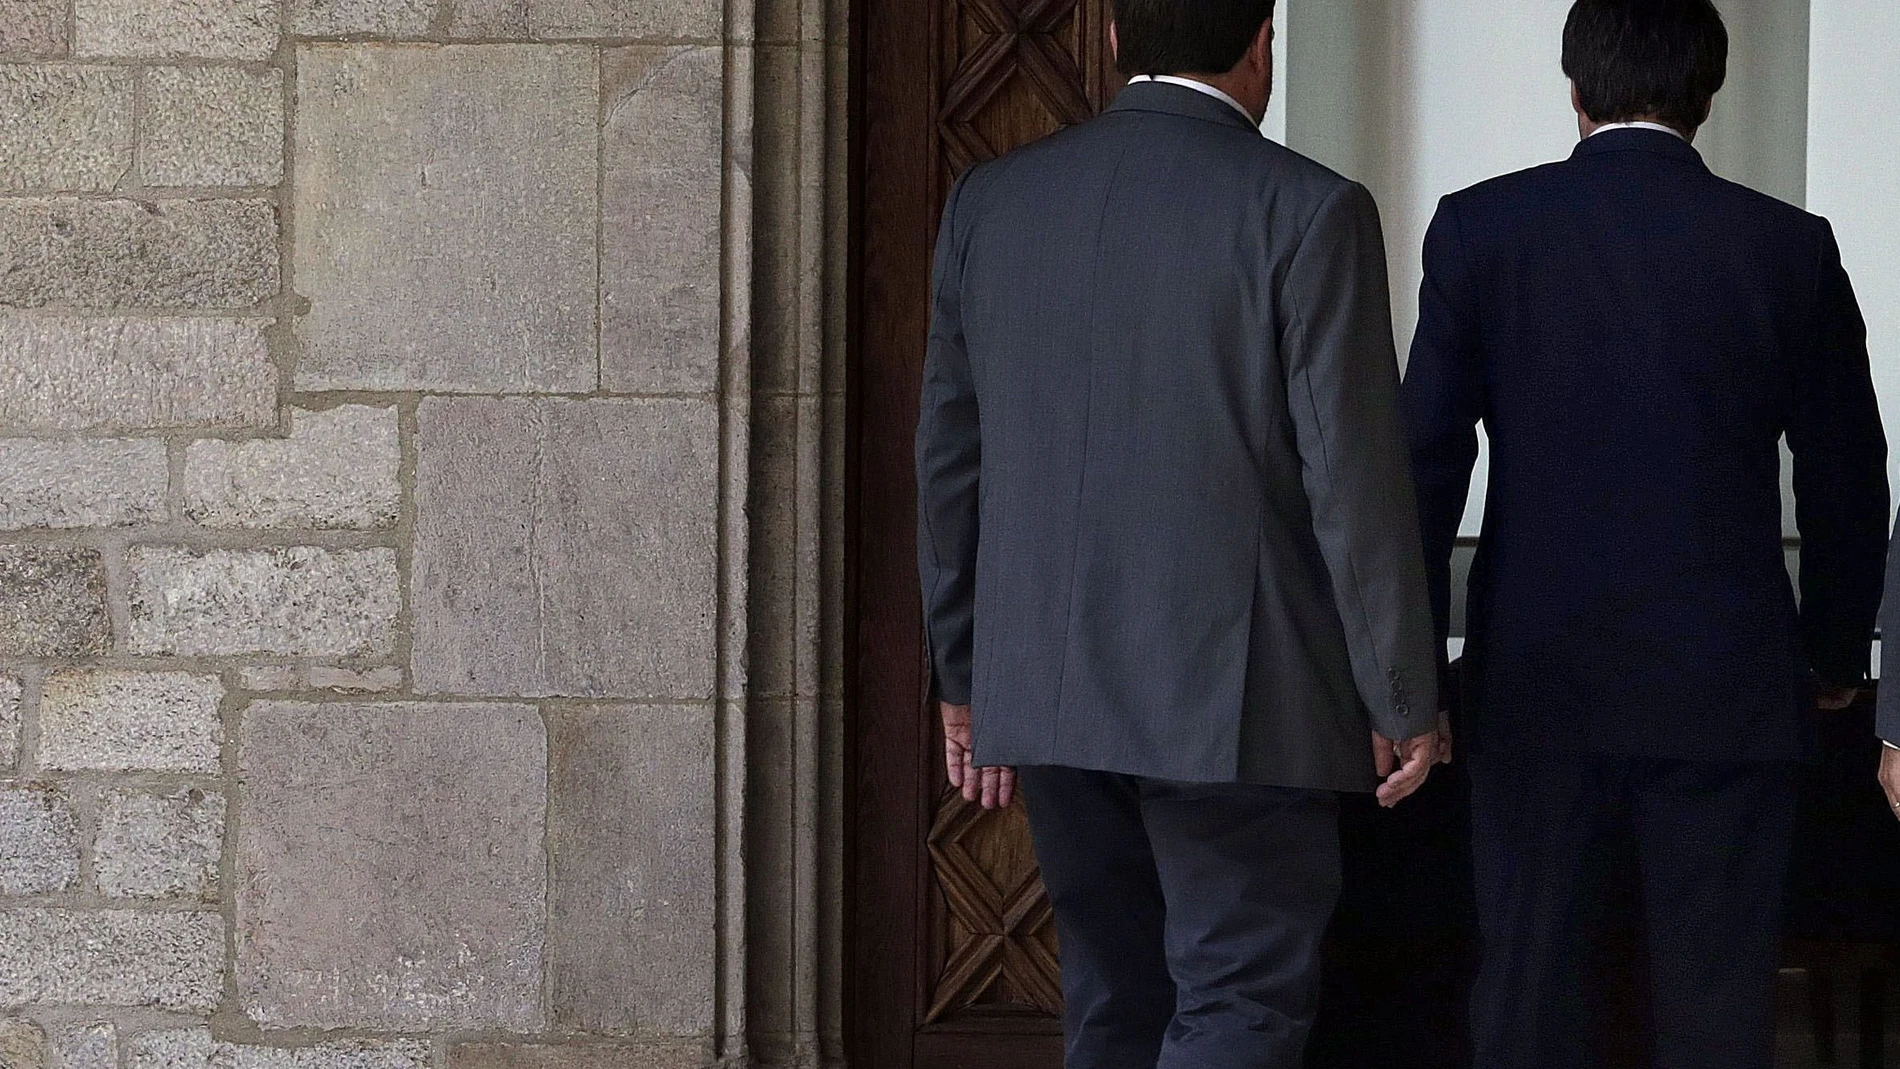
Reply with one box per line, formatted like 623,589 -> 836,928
919,0 -> 1120,1030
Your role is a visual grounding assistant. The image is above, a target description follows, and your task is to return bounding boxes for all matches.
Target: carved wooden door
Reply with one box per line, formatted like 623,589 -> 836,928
850,0 -> 1120,1064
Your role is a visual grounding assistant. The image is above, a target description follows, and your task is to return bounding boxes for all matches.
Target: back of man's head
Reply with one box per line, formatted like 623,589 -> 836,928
1562,0 -> 1728,134
1112,0 -> 1275,78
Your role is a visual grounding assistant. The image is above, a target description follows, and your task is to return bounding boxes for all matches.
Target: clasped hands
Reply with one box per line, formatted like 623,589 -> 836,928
940,701 -> 1452,811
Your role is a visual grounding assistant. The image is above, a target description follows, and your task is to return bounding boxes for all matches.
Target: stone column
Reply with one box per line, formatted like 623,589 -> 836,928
0,0 -> 840,1062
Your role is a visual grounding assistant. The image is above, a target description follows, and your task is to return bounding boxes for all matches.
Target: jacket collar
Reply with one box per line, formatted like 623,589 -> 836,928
1570,126 -> 1709,170
1106,79 -> 1262,135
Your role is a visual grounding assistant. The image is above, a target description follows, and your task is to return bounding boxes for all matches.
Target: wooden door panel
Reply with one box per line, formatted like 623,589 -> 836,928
852,0 -> 1119,1063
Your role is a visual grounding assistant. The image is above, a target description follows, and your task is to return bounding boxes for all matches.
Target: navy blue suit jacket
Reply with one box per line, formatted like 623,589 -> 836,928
1403,128 -> 1889,761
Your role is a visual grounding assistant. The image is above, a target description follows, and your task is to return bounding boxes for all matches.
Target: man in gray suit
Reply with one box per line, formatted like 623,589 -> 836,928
915,0 -> 1442,1063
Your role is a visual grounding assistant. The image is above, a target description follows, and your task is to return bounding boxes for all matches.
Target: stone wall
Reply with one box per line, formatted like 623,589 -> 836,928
0,0 -> 845,1065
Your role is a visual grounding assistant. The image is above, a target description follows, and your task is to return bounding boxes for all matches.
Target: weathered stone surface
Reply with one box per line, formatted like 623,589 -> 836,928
288,0 -> 433,35
143,67 -> 285,187
301,665 -> 401,692
94,788 -> 225,900
0,315 -> 277,433
0,909 -> 224,1011
237,702 -> 547,1030
601,46 -> 722,393
0,0 -> 69,55
745,699 -> 795,1034
48,1022 -> 114,1069
185,406 -> 398,530
0,439 -> 168,529
234,665 -> 401,693
450,1045 -> 714,1069
292,45 -> 597,393
73,0 -> 277,59
130,1032 -> 430,1069
0,546 -> 109,658
0,786 -> 81,895
0,66 -> 132,190
0,198 -> 279,308
413,398 -> 718,699
450,0 -> 718,40
549,706 -> 715,1036
749,397 -> 805,699
125,1029 -> 210,1069
0,678 -> 19,768
127,547 -> 399,657
751,46 -> 802,395
39,671 -> 223,773
0,1018 -> 46,1069
225,1042 -> 433,1069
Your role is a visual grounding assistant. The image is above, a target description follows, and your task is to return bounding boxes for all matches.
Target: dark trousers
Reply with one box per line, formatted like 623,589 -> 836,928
1467,752 -> 1800,1069
1018,766 -> 1341,1069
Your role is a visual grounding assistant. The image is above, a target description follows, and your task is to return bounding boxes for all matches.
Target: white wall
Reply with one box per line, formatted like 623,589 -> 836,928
1809,0 -> 1900,512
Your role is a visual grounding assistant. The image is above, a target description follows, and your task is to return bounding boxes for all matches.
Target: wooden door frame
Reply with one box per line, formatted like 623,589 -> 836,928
843,0 -> 1119,1064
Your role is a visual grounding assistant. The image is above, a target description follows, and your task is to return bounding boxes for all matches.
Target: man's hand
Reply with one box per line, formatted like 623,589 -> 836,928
942,702 -> 1016,809
1817,683 -> 1861,711
1374,730 -> 1440,808
1880,745 -> 1900,824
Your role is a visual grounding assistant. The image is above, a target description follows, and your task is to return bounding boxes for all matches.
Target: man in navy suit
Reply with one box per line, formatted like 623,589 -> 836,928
1402,1 -> 1890,1065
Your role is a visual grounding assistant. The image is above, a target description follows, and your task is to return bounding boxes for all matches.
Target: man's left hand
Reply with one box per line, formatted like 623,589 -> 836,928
1880,745 -> 1900,824
942,701 -> 1017,810
1817,683 -> 1860,711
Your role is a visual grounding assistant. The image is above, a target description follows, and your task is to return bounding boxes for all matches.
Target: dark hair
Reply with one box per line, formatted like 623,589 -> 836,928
1562,0 -> 1728,133
1112,0 -> 1276,78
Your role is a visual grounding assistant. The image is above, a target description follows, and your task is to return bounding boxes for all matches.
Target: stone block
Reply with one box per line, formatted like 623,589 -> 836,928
300,666 -> 401,692
126,547 -> 399,657
449,0 -> 719,39
0,1018 -> 46,1069
130,1033 -> 431,1069
48,1023 -> 114,1069
288,0 -> 432,36
0,0 -> 69,55
0,198 -> 279,308
449,1045 -> 714,1069
0,909 -> 224,1011
231,665 -> 400,693
186,405 -> 399,530
0,66 -> 133,190
0,315 -> 277,433
125,1030 -> 209,1069
548,707 -> 715,1036
0,439 -> 169,530
224,1042 -> 433,1069
0,678 -> 18,768
600,46 -> 722,393
39,671 -> 223,774
0,546 -> 109,658
236,702 -> 547,1031
142,67 -> 285,187
413,398 -> 718,699
0,786 -> 81,895
292,45 -> 597,393
94,788 -> 225,900
73,0 -> 277,59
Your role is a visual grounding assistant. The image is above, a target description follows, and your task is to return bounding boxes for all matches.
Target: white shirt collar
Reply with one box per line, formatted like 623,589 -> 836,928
1126,74 -> 1258,129
1590,120 -> 1687,142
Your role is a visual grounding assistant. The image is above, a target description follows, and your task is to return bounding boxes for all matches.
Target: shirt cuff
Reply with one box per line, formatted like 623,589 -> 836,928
1885,739 -> 1899,752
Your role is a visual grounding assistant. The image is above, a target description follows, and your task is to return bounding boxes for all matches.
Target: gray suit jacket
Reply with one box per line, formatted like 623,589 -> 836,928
916,82 -> 1437,791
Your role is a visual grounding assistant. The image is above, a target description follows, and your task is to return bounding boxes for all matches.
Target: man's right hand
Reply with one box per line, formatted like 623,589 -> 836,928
1374,730 -> 1440,808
